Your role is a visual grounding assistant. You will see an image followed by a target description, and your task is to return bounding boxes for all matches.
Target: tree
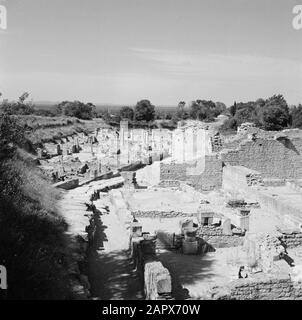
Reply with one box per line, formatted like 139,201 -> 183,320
120,106 -> 134,120
0,92 -> 35,115
0,114 -> 27,159
18,92 -> 30,104
229,101 -> 237,117
215,102 -> 227,114
259,95 -> 290,130
261,106 -> 289,130
134,100 -> 155,122
291,104 -> 302,129
56,101 -> 95,120
189,100 -> 217,121
178,101 -> 186,110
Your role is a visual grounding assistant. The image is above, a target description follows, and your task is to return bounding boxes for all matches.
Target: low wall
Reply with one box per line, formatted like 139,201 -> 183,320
223,165 -> 302,227
197,225 -> 245,248
220,135 -> 302,180
132,210 -> 194,218
53,178 -> 79,190
279,229 -> 302,249
130,237 -> 173,300
144,261 -> 172,300
210,275 -> 302,300
158,180 -> 181,188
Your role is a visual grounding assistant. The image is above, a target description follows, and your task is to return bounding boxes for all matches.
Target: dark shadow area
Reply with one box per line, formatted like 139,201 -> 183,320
157,249 -> 216,300
87,210 -> 144,300
278,137 -> 300,155
87,248 -> 144,300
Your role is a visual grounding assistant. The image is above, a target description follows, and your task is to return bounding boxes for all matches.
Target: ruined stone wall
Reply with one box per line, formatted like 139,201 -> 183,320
160,162 -> 187,181
211,275 -> 302,300
130,237 -> 173,300
160,155 -> 222,191
279,230 -> 302,249
221,137 -> 302,179
158,180 -> 181,188
144,261 -> 172,300
188,155 -> 223,191
197,225 -> 244,248
132,210 -> 194,218
53,178 -> 79,190
223,165 -> 264,192
223,165 -> 302,226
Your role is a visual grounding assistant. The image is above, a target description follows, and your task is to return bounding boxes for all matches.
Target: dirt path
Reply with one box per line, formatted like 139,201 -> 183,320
87,198 -> 144,300
58,183 -> 144,300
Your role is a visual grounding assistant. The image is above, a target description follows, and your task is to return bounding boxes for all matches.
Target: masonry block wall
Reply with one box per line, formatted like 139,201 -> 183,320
132,210 -> 194,218
278,230 -> 302,249
197,225 -> 245,248
160,155 -> 222,191
221,137 -> 302,179
211,276 -> 302,300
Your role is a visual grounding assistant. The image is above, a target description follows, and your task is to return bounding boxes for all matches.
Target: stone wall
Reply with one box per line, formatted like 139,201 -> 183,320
53,178 -> 79,190
130,236 -> 173,300
132,210 -> 194,218
210,275 -> 302,300
223,165 -> 302,227
278,229 -> 302,249
197,225 -> 245,248
221,136 -> 302,179
144,261 -> 172,300
158,180 -> 181,188
160,155 -> 222,191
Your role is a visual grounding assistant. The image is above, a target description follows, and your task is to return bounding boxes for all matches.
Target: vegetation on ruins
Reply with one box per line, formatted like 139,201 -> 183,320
0,114 -> 72,299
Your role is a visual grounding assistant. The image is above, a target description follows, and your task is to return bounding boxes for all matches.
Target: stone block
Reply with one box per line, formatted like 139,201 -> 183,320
222,218 -> 232,235
179,219 -> 194,234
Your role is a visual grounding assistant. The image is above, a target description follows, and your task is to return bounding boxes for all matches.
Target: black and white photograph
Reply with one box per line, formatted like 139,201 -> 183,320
0,0 -> 302,311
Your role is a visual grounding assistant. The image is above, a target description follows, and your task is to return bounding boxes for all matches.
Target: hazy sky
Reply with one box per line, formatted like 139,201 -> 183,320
0,0 -> 301,106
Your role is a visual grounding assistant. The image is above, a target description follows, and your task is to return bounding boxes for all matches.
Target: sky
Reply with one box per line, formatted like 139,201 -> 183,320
0,0 -> 301,106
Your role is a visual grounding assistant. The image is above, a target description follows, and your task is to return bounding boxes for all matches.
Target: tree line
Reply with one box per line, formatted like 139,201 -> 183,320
1,92 -> 302,131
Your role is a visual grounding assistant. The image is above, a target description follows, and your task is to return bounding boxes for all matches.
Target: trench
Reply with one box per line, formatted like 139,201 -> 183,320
58,182 -> 144,300
87,198 -> 144,300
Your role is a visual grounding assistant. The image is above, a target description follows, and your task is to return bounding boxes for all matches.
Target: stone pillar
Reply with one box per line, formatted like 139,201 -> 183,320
182,228 -> 198,255
57,144 -> 62,156
222,218 -> 232,235
236,209 -> 250,231
131,222 -> 143,238
179,219 -> 194,235
37,148 -> 42,158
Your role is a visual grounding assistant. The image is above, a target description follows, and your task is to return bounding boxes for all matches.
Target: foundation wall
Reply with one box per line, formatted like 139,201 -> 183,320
211,275 -> 302,300
160,155 -> 222,191
197,225 -> 245,248
221,137 -> 302,179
